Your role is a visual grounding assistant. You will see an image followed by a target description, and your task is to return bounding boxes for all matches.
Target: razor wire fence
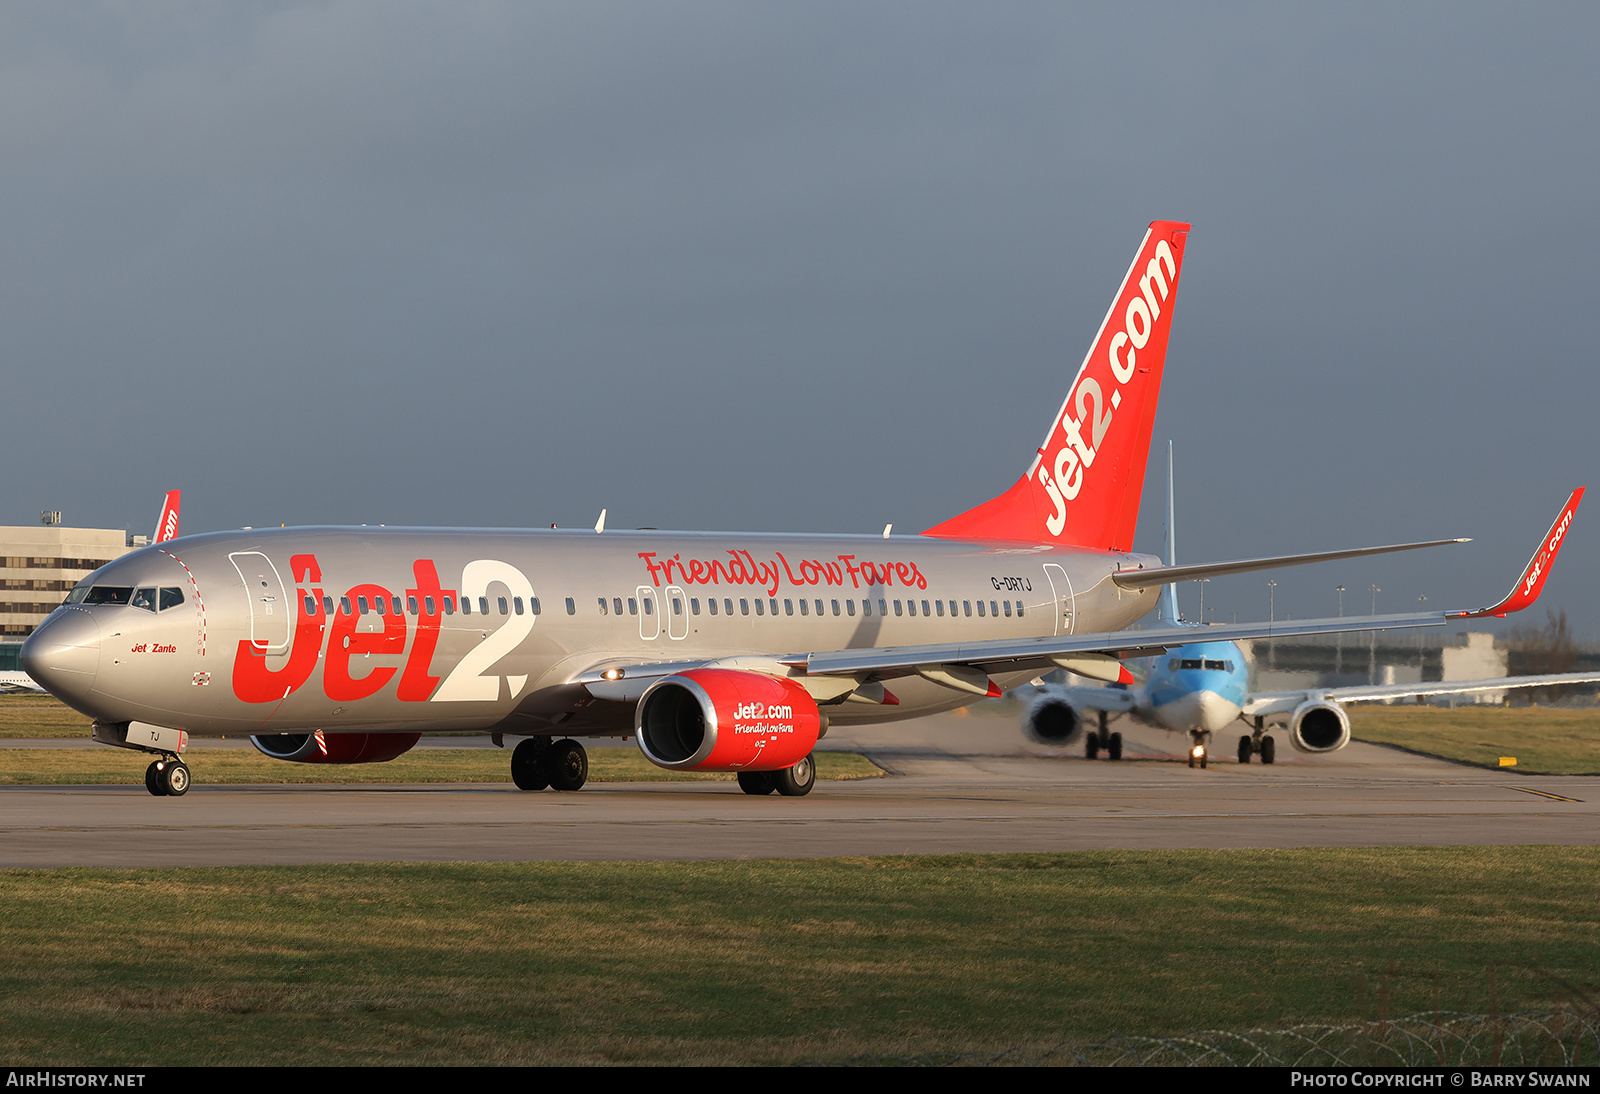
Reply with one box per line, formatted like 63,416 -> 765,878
807,1009 -> 1600,1066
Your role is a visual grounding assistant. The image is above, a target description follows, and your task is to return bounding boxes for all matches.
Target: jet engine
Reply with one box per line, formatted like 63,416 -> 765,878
1287,700 -> 1351,753
1023,691 -> 1085,746
250,732 -> 421,763
635,669 -> 821,772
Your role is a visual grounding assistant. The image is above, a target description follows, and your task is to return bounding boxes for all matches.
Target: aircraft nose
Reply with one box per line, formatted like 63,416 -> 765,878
1194,689 -> 1242,733
20,608 -> 100,703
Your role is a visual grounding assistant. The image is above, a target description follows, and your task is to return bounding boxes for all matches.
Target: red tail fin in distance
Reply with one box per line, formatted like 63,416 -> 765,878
152,490 -> 181,543
924,220 -> 1190,549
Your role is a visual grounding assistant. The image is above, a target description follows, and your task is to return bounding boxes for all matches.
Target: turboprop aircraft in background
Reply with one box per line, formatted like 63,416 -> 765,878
19,221 -> 1566,798
1023,481 -> 1593,767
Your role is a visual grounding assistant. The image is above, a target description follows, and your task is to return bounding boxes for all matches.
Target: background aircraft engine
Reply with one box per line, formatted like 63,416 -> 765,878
1023,693 -> 1084,746
250,732 -> 422,763
1287,700 -> 1351,753
635,669 -> 821,772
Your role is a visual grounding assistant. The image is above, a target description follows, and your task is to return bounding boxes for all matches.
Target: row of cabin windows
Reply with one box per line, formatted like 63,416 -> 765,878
302,594 -> 547,617
596,595 -> 1024,619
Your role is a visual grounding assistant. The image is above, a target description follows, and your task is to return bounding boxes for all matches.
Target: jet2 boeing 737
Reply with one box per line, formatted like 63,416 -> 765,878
19,222 -> 1568,797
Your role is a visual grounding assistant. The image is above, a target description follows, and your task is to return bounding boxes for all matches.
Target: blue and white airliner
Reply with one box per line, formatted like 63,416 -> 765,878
1021,449 -> 1599,766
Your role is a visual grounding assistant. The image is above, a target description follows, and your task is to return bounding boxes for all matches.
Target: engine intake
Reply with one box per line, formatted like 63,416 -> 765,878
250,732 -> 421,763
1288,700 -> 1351,753
636,669 -> 820,772
1023,693 -> 1084,746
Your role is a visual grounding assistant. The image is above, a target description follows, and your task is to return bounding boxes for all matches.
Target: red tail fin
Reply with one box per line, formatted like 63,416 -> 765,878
924,221 -> 1190,549
152,490 -> 181,543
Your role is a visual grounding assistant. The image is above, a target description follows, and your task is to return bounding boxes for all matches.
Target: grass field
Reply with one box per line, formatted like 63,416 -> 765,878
1350,706 -> 1600,775
3,848 -> 1598,1065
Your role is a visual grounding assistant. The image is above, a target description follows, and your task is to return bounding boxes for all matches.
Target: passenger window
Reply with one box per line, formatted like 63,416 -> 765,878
976,601 -> 985,617
643,597 -> 653,616
784,599 -> 793,616
408,596 -> 419,615
894,600 -> 902,617
879,599 -> 888,616
831,599 -> 839,616
740,599 -> 749,616
425,596 -> 436,615
628,598 -> 638,615
564,597 -> 575,615
814,599 -> 823,616
302,596 -> 316,614
443,596 -> 455,615
1016,601 -> 1024,617
724,599 -> 733,616
673,597 -> 682,615
963,600 -> 971,617
613,597 -> 623,615
862,599 -> 871,617
513,597 -> 524,615
324,596 -> 336,615
479,597 -> 490,615
798,599 -> 808,616
906,600 -> 916,617
160,587 -> 185,611
1003,601 -> 1012,617
769,598 -> 778,615
707,598 -> 717,616
754,599 -> 763,616
935,600 -> 944,617
846,599 -> 855,617
374,597 -> 386,616
530,598 -> 542,615
990,600 -> 998,617
498,597 -> 508,615
461,598 -> 472,615
598,597 -> 609,616
949,600 -> 958,617
691,598 -> 701,615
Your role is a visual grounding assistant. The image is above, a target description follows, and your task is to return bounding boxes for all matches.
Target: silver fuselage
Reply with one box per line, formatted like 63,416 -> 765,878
22,527 -> 1160,739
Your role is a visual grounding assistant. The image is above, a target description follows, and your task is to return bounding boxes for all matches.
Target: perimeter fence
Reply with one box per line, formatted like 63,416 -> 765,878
807,1009 -> 1600,1067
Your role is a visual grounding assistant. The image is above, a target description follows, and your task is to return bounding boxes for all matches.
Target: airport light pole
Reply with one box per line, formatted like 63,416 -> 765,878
1417,595 -> 1427,678
1267,580 -> 1277,668
1199,578 -> 1209,625
1335,585 -> 1346,675
1368,585 -> 1381,685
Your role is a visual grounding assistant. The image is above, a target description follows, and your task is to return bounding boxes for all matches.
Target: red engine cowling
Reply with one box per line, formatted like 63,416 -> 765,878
250,732 -> 421,763
1288,700 -> 1351,753
635,669 -> 820,772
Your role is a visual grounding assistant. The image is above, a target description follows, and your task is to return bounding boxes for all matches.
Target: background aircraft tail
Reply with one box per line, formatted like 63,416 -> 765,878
152,490 -> 181,543
924,220 -> 1190,550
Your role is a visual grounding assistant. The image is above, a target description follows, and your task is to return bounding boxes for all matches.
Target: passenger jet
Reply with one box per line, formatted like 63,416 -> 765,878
19,222 -> 1568,797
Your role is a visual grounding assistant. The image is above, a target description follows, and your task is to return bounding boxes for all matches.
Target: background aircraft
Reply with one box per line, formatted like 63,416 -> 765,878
1023,462 -> 1593,766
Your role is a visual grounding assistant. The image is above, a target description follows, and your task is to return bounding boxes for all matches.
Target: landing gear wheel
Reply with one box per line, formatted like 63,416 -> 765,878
1238,735 -> 1253,764
161,761 -> 190,797
737,771 -> 777,796
773,753 -> 816,797
1261,736 -> 1276,765
144,761 -> 168,797
1199,753 -> 1207,770
511,738 -> 550,791
1107,732 -> 1122,761
544,739 -> 588,792
1187,752 -> 1196,769
1086,734 -> 1101,760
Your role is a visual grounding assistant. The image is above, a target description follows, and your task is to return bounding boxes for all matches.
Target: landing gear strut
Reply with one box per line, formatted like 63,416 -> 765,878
1236,717 -> 1276,765
144,757 -> 190,797
511,737 -> 588,791
1084,711 -> 1122,760
1187,729 -> 1211,769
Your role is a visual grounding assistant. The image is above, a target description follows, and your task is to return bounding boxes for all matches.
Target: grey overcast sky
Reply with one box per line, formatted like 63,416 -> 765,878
2,2 -> 1596,637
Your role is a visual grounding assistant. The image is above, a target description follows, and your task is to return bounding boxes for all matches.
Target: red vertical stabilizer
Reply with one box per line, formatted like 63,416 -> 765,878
924,220 -> 1190,550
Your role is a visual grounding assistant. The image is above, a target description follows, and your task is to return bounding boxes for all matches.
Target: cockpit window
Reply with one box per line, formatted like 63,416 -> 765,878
160,587 -> 185,611
82,586 -> 133,606
1179,659 -> 1203,670
1204,659 -> 1229,672
64,583 -> 91,605
130,588 -> 158,613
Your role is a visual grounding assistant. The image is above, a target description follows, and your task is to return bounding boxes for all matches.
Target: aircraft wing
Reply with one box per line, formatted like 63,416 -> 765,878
1241,671 -> 1600,719
0,673 -> 46,695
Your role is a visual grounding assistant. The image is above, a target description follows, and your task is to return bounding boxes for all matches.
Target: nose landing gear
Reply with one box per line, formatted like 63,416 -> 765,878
1187,729 -> 1211,769
144,757 -> 190,797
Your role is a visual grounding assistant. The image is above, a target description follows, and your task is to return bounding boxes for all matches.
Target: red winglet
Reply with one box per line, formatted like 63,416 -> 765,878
1453,488 -> 1583,618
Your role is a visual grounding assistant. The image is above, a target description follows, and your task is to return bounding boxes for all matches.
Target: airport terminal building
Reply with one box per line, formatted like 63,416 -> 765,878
0,517 -> 142,670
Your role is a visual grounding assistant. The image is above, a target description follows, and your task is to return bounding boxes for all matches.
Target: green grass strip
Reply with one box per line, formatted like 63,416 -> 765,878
2,848 -> 1598,1065
1351,706 -> 1600,774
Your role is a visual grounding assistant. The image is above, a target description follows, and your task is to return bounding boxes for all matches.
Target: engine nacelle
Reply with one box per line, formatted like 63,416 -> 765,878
635,669 -> 821,772
250,732 -> 421,763
1023,692 -> 1085,746
1287,700 -> 1351,753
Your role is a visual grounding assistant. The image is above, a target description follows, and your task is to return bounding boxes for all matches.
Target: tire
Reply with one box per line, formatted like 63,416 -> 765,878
1108,732 -> 1122,761
511,738 -> 550,791
162,762 -> 190,797
773,753 -> 816,797
145,761 -> 167,797
737,771 -> 776,796
1238,735 -> 1253,764
1199,754 -> 1208,770
545,739 -> 588,792
1261,736 -> 1276,765
1187,753 -> 1195,769
1086,735 -> 1100,760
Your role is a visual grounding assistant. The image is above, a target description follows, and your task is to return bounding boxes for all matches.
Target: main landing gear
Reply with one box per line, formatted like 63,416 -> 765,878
144,757 -> 190,797
511,737 -> 589,792
1237,717 -> 1276,764
736,753 -> 817,798
1084,711 -> 1122,761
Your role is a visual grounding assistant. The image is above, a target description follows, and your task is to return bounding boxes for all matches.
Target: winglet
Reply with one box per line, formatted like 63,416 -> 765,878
152,490 -> 181,543
1453,488 -> 1584,618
